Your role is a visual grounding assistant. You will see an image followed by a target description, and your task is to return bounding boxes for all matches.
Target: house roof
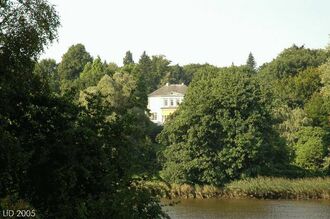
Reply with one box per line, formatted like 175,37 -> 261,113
148,83 -> 188,97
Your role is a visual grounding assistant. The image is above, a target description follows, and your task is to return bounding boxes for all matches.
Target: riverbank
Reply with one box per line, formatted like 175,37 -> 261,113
145,177 -> 330,200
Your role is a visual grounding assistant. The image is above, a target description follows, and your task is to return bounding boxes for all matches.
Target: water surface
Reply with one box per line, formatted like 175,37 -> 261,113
163,199 -> 330,219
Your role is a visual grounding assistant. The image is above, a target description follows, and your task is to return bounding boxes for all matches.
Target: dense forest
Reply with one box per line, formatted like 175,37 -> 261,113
1,0 -> 330,218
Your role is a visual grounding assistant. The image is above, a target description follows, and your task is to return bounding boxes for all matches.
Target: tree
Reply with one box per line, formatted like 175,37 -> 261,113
259,45 -> 329,79
320,59 -> 330,97
271,67 -> 322,108
246,52 -> 256,71
78,73 -> 168,218
0,0 -> 60,213
182,64 -> 219,85
77,56 -> 107,90
158,67 -> 287,185
0,0 -> 60,73
130,51 -> 152,108
34,59 -> 60,93
123,50 -> 134,65
161,64 -> 185,84
276,107 -> 311,153
106,62 -> 119,75
150,55 -> 171,88
304,93 -> 329,128
58,44 -> 92,93
293,127 -> 327,171
80,73 -> 136,111
138,51 -> 152,74
0,1 -> 167,218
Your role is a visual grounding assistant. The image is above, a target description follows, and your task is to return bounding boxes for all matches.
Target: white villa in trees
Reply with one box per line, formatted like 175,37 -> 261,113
147,83 -> 187,124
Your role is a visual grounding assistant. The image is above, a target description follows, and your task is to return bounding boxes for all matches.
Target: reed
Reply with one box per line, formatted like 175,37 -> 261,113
225,177 -> 330,199
145,177 -> 330,200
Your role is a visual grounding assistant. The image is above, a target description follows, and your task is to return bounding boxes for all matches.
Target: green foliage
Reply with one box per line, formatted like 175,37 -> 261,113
271,67 -> 322,108
304,93 -> 330,128
293,127 -> 327,170
106,62 -> 119,74
34,59 -> 60,93
260,45 -> 329,79
1,1 -> 167,218
159,67 -> 287,185
274,107 -> 311,160
320,59 -> 330,97
77,56 -> 109,90
1,0 -> 60,200
150,55 -> 171,89
77,93 -> 167,219
80,73 -> 136,112
131,52 -> 172,108
0,0 -> 60,70
80,72 -> 162,176
2,0 -> 330,213
182,63 -> 219,85
58,44 -> 92,93
246,52 -> 256,71
123,50 -> 134,65
292,68 -> 322,105
161,64 -> 186,84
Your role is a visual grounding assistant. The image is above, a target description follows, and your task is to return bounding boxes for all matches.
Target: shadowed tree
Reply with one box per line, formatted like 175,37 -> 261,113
34,59 -> 60,93
123,50 -> 134,65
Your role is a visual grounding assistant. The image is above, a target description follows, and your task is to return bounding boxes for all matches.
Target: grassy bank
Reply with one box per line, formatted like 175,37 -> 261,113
145,177 -> 330,200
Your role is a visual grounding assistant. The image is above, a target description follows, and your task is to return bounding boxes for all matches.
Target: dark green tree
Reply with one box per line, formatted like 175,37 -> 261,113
159,67 -> 287,185
0,1 -> 167,218
161,64 -> 185,84
0,0 -> 60,211
138,51 -> 152,72
246,52 -> 256,70
58,44 -> 92,93
130,51 -> 152,108
271,67 -> 322,108
123,50 -> 134,65
150,55 -> 171,88
304,93 -> 330,128
182,64 -> 219,85
34,59 -> 60,93
79,73 -> 168,218
76,56 -> 108,90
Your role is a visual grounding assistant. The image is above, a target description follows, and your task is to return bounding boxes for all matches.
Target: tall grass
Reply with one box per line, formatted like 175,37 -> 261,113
144,181 -> 222,199
145,177 -> 330,200
226,177 -> 330,199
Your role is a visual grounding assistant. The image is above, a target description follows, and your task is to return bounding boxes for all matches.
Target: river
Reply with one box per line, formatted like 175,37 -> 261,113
163,199 -> 330,219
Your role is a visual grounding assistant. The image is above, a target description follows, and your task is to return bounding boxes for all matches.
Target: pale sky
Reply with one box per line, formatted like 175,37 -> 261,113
41,0 -> 330,67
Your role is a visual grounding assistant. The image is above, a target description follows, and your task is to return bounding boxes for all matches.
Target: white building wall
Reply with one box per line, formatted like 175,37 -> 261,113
148,95 -> 184,124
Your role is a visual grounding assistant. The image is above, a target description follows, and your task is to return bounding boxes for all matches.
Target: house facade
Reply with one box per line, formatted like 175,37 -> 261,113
147,83 -> 187,124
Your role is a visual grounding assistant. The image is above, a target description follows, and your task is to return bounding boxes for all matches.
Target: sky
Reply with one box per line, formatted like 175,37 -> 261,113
41,0 -> 330,67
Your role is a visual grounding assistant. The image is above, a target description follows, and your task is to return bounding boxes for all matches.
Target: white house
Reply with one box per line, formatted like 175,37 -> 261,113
147,83 -> 187,124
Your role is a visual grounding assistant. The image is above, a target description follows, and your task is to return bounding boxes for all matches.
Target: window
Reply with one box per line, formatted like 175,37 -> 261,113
176,99 -> 180,106
164,99 -> 168,106
170,99 -> 174,106
150,112 -> 157,120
